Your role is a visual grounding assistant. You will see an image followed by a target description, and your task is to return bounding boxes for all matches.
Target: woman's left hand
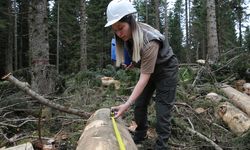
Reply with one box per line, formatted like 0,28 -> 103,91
111,102 -> 130,118
122,63 -> 134,70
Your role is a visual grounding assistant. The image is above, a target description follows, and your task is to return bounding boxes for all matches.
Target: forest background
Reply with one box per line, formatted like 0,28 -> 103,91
0,0 -> 250,149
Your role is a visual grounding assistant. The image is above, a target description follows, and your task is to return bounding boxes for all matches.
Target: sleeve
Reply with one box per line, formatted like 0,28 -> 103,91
140,41 -> 160,74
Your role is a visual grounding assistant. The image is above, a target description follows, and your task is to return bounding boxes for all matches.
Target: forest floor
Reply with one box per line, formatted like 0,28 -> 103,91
0,64 -> 250,150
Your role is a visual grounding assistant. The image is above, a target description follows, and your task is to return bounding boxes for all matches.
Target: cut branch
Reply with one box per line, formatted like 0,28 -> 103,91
174,119 -> 223,150
186,127 -> 223,150
2,73 -> 91,118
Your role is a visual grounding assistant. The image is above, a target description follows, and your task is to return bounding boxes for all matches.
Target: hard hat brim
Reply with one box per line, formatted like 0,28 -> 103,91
104,12 -> 136,27
104,17 -> 122,27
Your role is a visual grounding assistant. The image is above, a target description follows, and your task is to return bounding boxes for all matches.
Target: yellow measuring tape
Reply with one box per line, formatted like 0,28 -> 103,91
111,112 -> 126,150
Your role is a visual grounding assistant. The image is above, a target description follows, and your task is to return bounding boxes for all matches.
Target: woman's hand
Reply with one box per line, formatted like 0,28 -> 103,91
111,102 -> 130,118
122,63 -> 134,70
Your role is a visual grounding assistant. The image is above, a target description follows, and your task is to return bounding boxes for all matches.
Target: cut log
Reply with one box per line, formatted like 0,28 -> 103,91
205,92 -> 222,102
243,83 -> 250,95
76,108 -> 137,150
216,102 -> 250,135
234,80 -> 246,92
220,84 -> 250,117
101,76 -> 120,90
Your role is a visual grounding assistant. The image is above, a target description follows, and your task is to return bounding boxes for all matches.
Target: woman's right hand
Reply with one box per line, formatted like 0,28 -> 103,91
111,102 -> 130,118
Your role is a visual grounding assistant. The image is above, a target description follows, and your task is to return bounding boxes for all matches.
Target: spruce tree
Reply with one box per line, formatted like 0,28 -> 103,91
168,0 -> 184,62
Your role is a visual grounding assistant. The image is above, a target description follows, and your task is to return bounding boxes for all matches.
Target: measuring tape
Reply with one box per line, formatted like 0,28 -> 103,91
111,111 -> 126,150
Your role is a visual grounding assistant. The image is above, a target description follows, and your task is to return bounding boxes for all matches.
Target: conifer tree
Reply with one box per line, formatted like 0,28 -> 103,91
168,0 -> 184,62
86,0 -> 111,68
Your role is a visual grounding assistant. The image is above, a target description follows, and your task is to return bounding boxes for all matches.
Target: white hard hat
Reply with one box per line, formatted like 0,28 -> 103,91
105,0 -> 136,27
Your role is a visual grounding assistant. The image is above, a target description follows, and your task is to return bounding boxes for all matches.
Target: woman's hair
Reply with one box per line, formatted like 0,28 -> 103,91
115,14 -> 144,67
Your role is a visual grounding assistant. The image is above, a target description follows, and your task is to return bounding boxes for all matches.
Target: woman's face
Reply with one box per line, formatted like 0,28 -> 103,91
112,22 -> 132,41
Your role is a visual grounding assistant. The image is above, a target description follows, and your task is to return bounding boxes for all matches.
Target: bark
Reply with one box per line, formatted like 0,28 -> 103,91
154,0 -> 160,30
6,0 -> 13,73
2,73 -> 91,118
146,0 -> 148,24
185,0 -> 190,63
56,0 -> 60,73
79,0 -> 87,70
29,0 -> 55,94
216,102 -> 250,135
14,0 -> 18,70
164,0 -> 168,39
220,84 -> 250,117
206,0 -> 219,64
76,108 -> 137,150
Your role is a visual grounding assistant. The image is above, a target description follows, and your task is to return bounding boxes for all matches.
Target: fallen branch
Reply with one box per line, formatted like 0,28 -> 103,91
2,73 -> 91,118
0,119 -> 37,128
186,127 -> 223,150
174,119 -> 223,150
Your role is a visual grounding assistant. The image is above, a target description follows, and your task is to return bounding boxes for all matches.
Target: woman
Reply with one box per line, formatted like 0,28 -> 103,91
105,0 -> 178,149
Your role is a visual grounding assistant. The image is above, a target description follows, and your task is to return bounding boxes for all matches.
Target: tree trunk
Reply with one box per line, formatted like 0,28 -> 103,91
206,0 -> 219,64
19,0 -> 29,68
154,0 -> 160,30
6,0 -> 13,73
164,0 -> 168,39
79,0 -> 87,71
14,0 -> 18,70
216,102 -> 250,135
29,0 -> 56,94
146,0 -> 148,24
56,0 -> 60,73
220,84 -> 250,117
185,0 -> 190,63
76,108 -> 137,150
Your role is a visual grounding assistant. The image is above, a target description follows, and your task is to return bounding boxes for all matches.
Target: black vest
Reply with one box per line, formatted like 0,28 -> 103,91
125,23 -> 174,67
140,23 -> 174,65
125,23 -> 178,82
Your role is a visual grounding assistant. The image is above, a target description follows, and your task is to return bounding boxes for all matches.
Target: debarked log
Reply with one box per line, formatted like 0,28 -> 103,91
76,108 -> 137,150
217,102 -> 250,135
220,84 -> 250,117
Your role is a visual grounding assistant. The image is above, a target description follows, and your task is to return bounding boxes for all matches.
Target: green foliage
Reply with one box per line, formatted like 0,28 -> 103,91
49,0 -> 81,73
178,67 -> 195,84
74,70 -> 102,87
101,64 -> 117,77
244,26 -> 250,51
0,19 -> 7,29
216,0 -> 238,52
134,0 -> 155,26
168,0 -> 184,62
231,51 -> 250,79
189,0 -> 207,61
86,0 -> 113,68
232,131 -> 250,149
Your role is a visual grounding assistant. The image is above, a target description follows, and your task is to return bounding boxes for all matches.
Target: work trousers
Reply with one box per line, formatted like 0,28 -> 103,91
134,56 -> 178,150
